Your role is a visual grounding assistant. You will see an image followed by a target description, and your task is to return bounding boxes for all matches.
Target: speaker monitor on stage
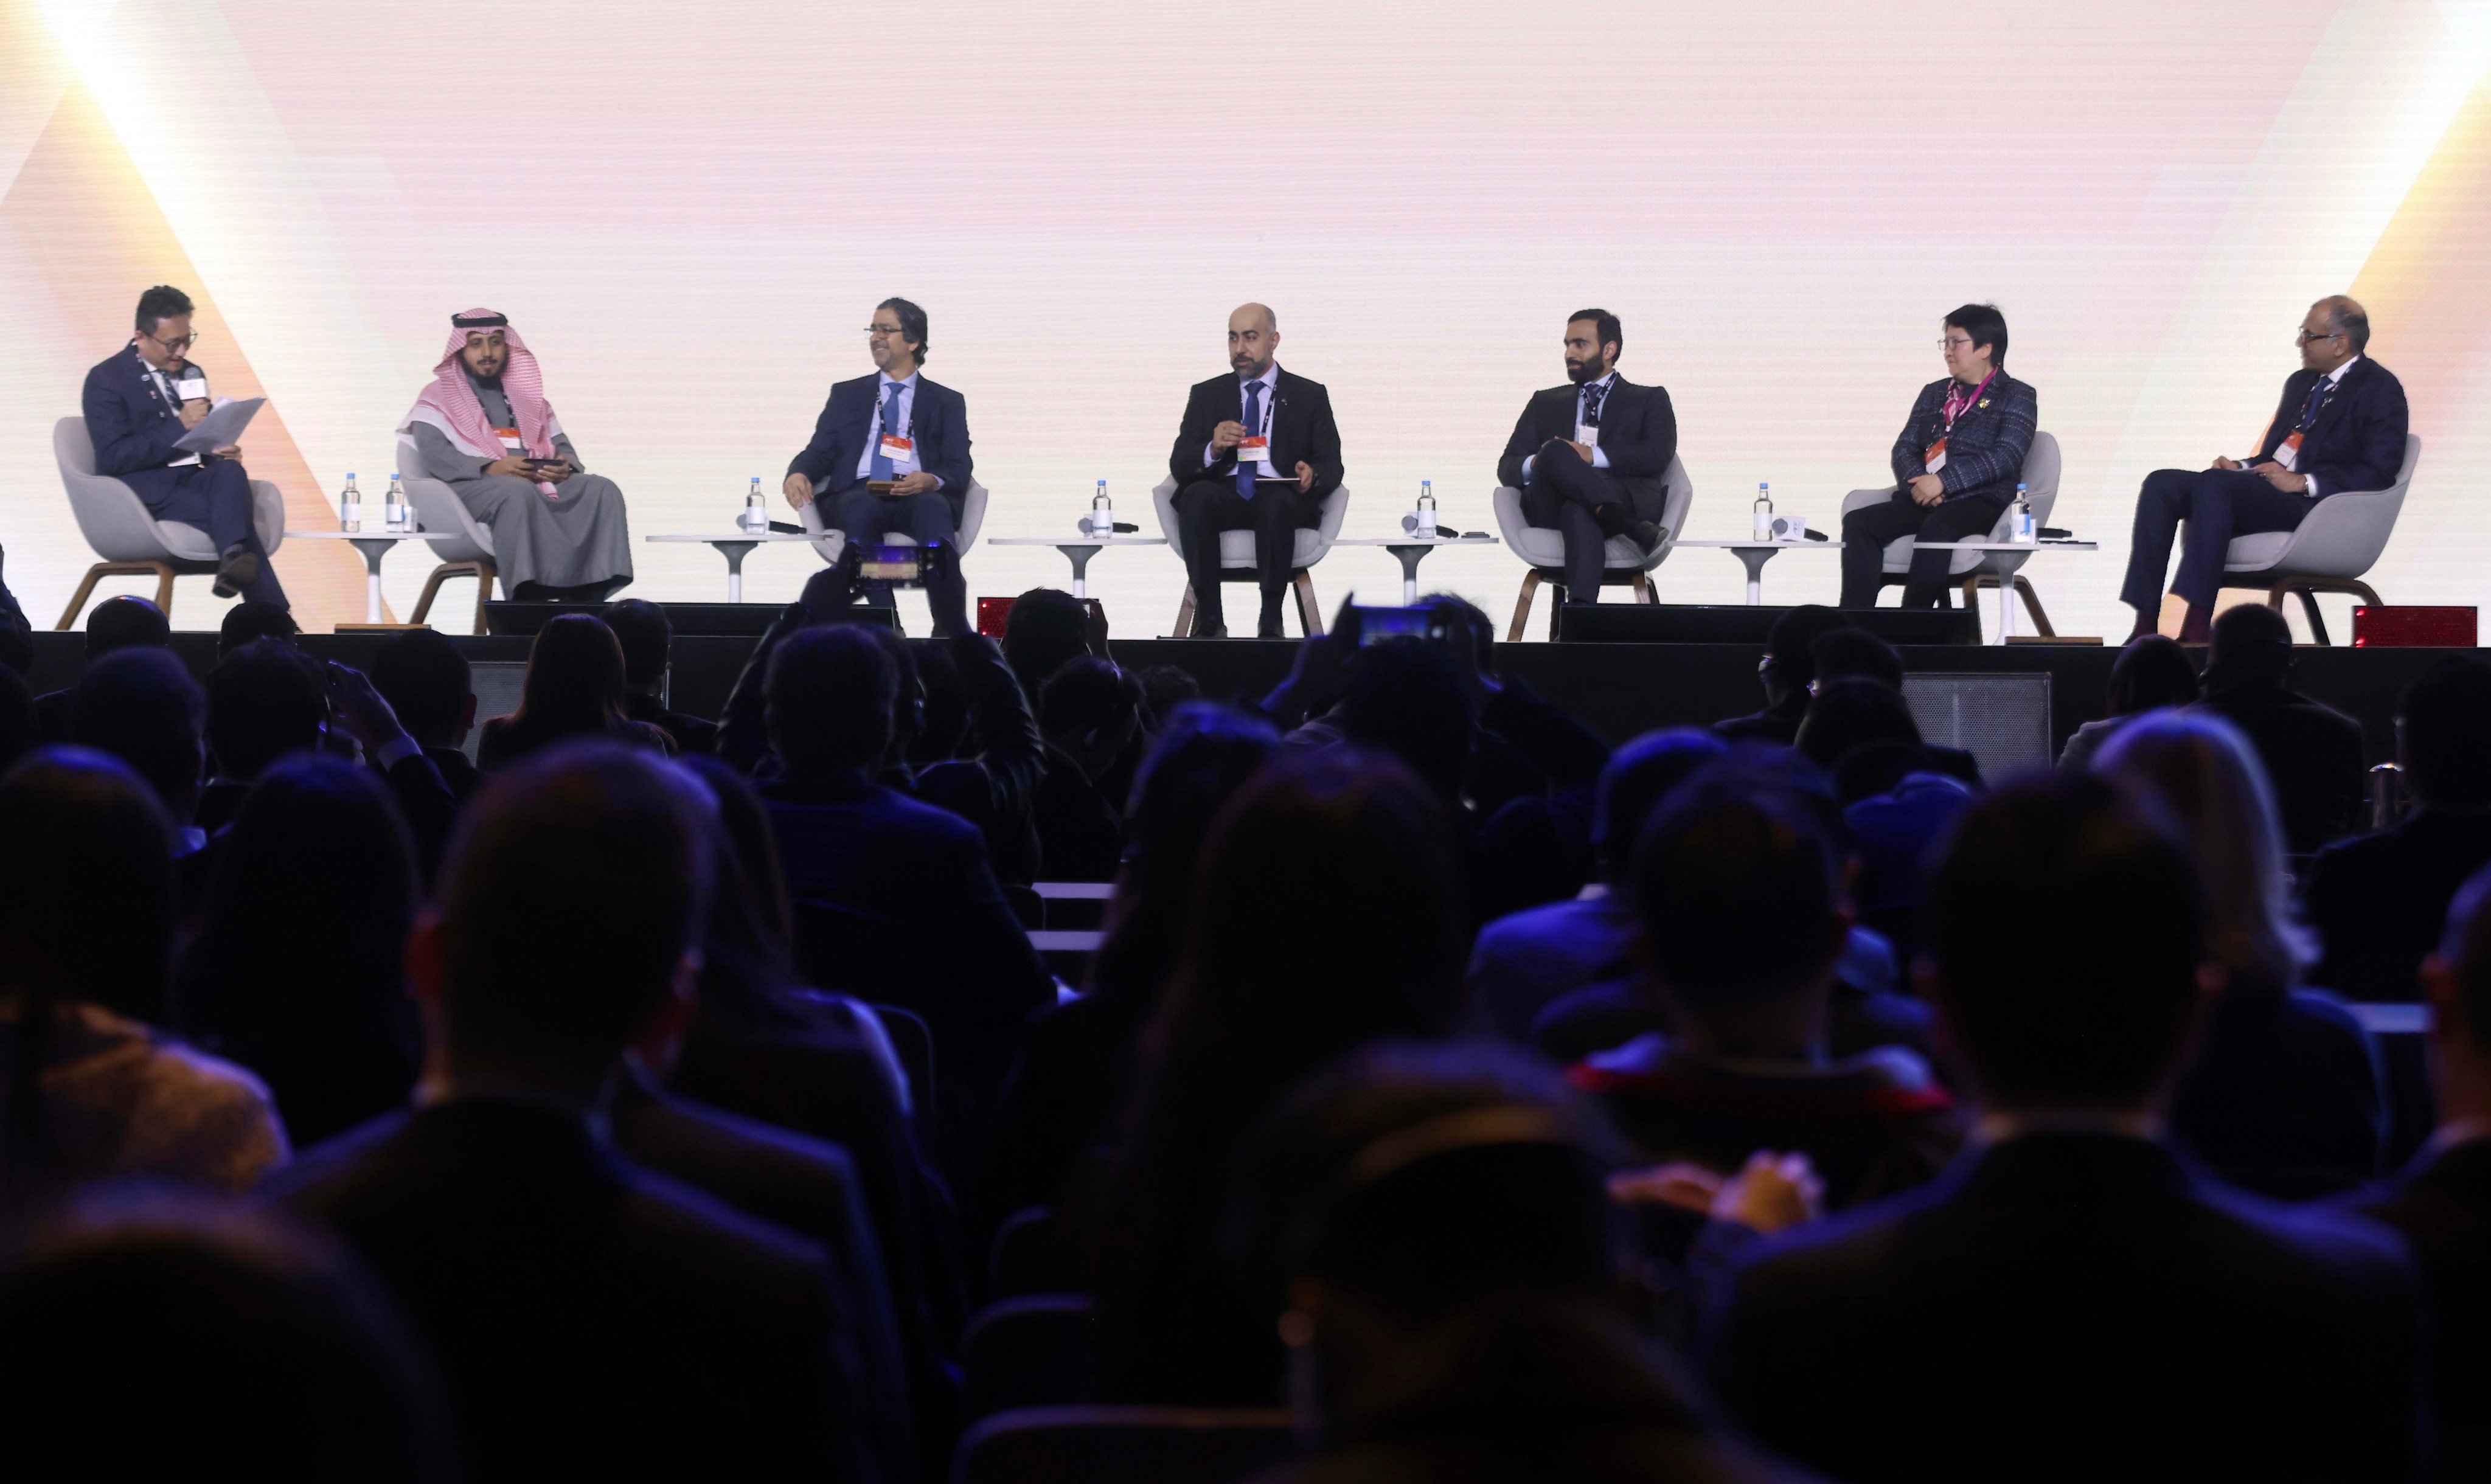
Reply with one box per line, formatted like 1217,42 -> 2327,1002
1555,605 -> 1979,646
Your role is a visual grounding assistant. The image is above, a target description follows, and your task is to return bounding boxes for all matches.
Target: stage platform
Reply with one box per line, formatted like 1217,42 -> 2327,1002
23,628 -> 2479,776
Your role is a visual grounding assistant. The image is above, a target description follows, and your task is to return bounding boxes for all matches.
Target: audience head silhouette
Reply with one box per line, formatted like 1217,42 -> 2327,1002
507,614 -> 633,745
2400,657 -> 2491,810
1928,774 -> 2207,1112
0,666 -> 30,775
178,753 -> 421,1147
71,647 -> 204,825
1795,676 -> 1921,774
1635,783 -> 1849,1041
424,743 -> 710,1100
1004,586 -> 1091,698
2106,633 -> 2201,716
602,598 -> 674,693
765,623 -> 897,776
369,629 -> 474,752
2094,709 -> 2309,990
1812,628 -> 1905,692
1091,702 -> 1280,998
1339,638 -> 1474,803
2206,602 -> 2295,685
1594,727 -> 1729,883
1040,656 -> 1145,778
0,747 -> 175,1025
0,1185 -> 453,1482
83,595 -> 169,661
206,639 -> 328,782
1760,606 -> 1852,702
216,601 -> 300,658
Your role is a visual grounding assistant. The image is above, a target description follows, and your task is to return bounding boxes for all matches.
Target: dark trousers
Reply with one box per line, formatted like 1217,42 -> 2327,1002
144,459 -> 287,608
1839,493 -> 2004,609
2121,467 -> 2313,612
828,485 -> 967,637
1520,448 -> 1641,600
1172,478 -> 1318,628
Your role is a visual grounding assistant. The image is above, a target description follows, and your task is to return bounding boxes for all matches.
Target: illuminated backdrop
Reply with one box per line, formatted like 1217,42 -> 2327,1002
3,0 -> 2486,637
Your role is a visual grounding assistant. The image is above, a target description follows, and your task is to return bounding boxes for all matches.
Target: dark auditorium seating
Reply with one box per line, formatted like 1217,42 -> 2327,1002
961,1295 -> 1100,1421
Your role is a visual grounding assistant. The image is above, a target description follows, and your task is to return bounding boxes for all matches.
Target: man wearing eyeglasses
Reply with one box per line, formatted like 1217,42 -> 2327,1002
2119,296 -> 2408,644
784,298 -> 973,636
78,284 -> 287,608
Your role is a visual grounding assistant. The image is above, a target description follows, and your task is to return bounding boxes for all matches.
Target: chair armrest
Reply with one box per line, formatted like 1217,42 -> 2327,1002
1490,485 -> 1531,545
2276,488 -> 2405,577
1839,485 -> 1899,518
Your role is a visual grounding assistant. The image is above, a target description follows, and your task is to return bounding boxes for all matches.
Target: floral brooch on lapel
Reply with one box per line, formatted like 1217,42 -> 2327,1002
1977,399 -> 1991,409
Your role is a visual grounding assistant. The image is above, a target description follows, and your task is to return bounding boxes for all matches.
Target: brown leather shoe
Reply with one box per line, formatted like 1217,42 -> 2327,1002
212,549 -> 260,598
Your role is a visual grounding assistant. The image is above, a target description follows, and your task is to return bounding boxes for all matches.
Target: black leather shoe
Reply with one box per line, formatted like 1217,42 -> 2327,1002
1257,617 -> 1285,639
1193,621 -> 1228,639
212,548 -> 260,598
1629,521 -> 1665,553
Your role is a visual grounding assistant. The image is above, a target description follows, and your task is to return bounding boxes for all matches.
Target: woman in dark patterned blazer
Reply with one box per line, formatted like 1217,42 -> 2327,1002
1840,303 -> 2040,609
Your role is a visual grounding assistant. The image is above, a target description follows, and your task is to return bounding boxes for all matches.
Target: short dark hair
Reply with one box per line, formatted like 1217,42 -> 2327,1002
602,599 -> 672,688
369,629 -> 471,749
205,640 -> 328,781
765,624 -> 896,774
1040,656 -> 1143,740
437,744 -> 708,1073
1635,788 -> 1847,1011
85,596 -> 170,661
2402,657 -> 2491,808
70,649 -> 204,823
1593,728 -> 1728,882
1930,774 -> 2204,1106
217,602 -> 299,659
1945,303 -> 2009,366
1567,308 -> 1623,358
134,285 -> 193,335
1762,606 -> 1854,692
877,297 -> 929,360
2439,864 -> 2491,1043
2207,602 -> 2293,682
1002,588 -> 1089,700
2324,296 -> 2372,354
1339,639 -> 1473,803
2105,634 -> 2201,716
1812,628 -> 1905,692
0,747 -> 176,1028
1795,677 -> 1921,773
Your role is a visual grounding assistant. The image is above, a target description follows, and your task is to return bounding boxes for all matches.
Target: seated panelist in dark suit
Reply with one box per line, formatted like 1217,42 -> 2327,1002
1706,775 -> 2422,1484
1167,302 -> 1344,637
2121,295 -> 2409,643
1839,303 -> 2038,610
79,285 -> 287,609
785,297 -> 973,636
1496,308 -> 1677,606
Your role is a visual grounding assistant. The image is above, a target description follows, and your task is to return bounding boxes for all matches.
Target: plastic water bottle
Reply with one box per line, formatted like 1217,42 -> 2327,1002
1089,479 -> 1112,536
383,474 -> 409,532
1416,480 -> 1437,538
740,476 -> 766,535
339,473 -> 362,533
2010,483 -> 2035,544
1752,482 -> 1774,541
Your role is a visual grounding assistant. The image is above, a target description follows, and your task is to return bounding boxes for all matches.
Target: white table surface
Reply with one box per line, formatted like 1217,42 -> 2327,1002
644,531 -> 821,602
284,529 -> 438,623
1334,535 -> 1499,603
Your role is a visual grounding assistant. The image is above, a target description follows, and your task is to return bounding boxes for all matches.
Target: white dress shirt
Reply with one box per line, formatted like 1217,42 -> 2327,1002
855,370 -> 942,489
1520,370 -> 1617,482
1204,362 -> 1282,475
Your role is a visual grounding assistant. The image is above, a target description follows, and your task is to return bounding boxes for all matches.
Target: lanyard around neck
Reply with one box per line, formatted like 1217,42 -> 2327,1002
1943,371 -> 1996,429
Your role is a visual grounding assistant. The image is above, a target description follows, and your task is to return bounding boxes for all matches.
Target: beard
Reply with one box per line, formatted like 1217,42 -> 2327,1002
465,361 -> 505,390
1566,356 -> 1605,385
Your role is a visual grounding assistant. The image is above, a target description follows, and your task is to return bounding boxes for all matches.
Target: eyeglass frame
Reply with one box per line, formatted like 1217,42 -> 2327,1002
138,328 -> 202,354
2296,327 -> 2346,345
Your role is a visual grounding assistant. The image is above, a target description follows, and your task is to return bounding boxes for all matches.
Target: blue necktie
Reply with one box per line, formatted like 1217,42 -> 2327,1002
870,384 -> 903,481
2297,375 -> 2330,431
1237,380 -> 1264,499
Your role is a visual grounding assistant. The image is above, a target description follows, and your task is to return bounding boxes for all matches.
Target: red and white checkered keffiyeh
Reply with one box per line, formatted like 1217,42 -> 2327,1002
400,310 -> 566,494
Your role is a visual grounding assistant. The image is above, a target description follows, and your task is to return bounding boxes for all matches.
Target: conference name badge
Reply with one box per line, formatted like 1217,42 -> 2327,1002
2275,432 -> 2304,472
1575,425 -> 1600,449
1923,437 -> 1947,474
880,433 -> 915,463
1237,435 -> 1271,463
494,427 -> 525,453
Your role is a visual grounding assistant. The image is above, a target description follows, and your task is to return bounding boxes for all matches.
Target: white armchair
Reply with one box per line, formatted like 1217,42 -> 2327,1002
2218,434 -> 2420,644
798,480 -> 992,563
1836,431 -> 2063,638
1150,477 -> 1350,636
54,416 -> 285,628
1490,455 -> 1694,641
394,432 -> 499,631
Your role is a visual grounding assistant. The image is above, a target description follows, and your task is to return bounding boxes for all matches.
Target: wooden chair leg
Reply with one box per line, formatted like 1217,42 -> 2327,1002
1294,572 -> 1324,637
1631,572 -> 1656,605
1173,583 -> 1197,639
2013,577 -> 2057,637
1548,581 -> 1568,640
152,564 -> 178,615
2295,588 -> 2332,647
56,565 -> 111,629
409,564 -> 453,626
1507,572 -> 1541,643
472,561 -> 496,635
2344,579 -> 2383,608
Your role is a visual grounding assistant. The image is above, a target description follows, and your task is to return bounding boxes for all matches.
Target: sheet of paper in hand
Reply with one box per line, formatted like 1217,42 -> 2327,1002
173,397 -> 265,454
